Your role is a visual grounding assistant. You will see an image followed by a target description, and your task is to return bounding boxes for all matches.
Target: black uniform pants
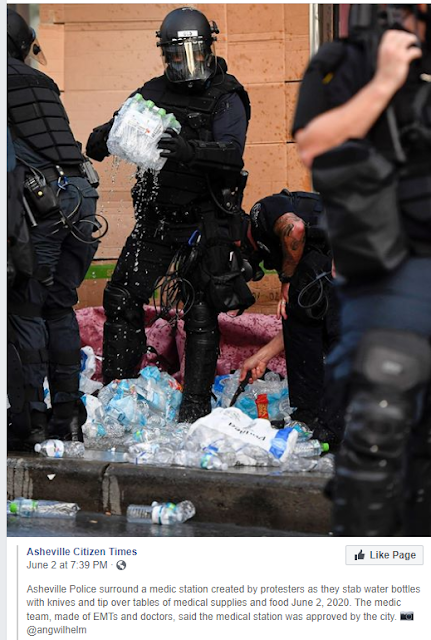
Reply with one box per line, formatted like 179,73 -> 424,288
105,212 -> 220,420
8,178 -> 99,431
282,281 -> 340,427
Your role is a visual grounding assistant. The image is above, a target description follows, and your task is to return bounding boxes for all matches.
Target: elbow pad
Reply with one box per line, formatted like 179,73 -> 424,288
189,141 -> 244,172
86,119 -> 114,162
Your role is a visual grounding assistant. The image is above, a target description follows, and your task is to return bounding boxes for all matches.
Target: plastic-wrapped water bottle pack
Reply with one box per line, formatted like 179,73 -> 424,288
107,94 -> 181,172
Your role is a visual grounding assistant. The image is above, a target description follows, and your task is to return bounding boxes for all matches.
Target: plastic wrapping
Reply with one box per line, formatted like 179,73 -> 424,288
107,94 -> 181,172
214,370 -> 291,420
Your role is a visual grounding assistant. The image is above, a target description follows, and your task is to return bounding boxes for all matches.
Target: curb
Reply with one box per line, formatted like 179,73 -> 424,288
7,455 -> 331,534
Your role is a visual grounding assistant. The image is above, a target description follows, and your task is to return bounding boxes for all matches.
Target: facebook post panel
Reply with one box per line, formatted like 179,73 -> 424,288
6,2 -> 431,640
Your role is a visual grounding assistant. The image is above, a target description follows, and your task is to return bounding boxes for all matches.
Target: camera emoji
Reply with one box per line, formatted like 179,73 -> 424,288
400,612 -> 414,621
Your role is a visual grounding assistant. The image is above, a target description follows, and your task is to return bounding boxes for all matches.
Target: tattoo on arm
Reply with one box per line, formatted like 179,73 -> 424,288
274,213 -> 306,277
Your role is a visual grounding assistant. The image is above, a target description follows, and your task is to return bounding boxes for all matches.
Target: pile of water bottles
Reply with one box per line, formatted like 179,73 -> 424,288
107,93 -> 181,172
34,354 -> 334,474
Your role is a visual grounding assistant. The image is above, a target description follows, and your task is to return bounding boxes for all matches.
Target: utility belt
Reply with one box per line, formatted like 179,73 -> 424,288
19,158 -> 106,246
41,165 -> 85,183
154,208 -> 255,315
22,159 -> 99,223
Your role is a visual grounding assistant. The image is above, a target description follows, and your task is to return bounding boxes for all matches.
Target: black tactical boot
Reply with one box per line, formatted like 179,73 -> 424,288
48,400 -> 87,442
178,394 -> 212,423
179,301 -> 219,423
7,409 -> 48,452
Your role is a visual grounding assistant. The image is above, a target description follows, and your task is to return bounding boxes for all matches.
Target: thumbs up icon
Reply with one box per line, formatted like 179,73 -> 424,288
355,550 -> 365,561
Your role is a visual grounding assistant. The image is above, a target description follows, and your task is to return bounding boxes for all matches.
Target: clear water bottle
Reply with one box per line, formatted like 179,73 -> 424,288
287,420 -> 313,441
173,450 -> 228,471
8,497 -> 80,518
127,502 -> 159,523
126,500 -> 195,525
97,381 -> 118,406
34,439 -> 85,458
174,500 -> 196,523
125,442 -> 175,466
264,371 -> 281,382
279,395 -> 293,417
121,93 -> 145,113
162,112 -> 181,133
294,440 -> 329,457
82,422 -> 106,439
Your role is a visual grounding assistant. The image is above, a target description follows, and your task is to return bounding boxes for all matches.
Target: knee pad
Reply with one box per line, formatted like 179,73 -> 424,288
345,330 -> 431,458
184,301 -> 218,334
103,282 -> 144,328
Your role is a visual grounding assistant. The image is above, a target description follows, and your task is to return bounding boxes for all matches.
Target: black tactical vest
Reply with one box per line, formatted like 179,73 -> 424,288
134,71 -> 250,212
250,190 -> 329,273
7,58 -> 84,166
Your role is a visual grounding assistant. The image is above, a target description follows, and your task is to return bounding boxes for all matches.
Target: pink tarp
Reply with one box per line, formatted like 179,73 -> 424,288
76,306 -> 286,382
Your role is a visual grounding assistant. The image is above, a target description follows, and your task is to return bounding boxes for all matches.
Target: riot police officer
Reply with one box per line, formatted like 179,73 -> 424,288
240,190 -> 341,440
293,5 -> 431,535
7,9 -> 100,448
86,7 -> 251,423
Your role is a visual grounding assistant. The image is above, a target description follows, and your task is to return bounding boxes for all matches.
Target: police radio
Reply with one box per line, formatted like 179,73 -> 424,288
24,170 -> 60,219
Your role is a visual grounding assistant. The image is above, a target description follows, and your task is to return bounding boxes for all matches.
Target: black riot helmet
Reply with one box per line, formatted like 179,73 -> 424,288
7,8 -> 47,65
156,7 -> 219,88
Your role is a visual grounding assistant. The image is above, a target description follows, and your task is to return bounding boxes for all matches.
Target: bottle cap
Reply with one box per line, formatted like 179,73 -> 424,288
146,100 -> 155,108
158,108 -> 166,116
34,443 -> 41,453
135,93 -> 144,101
321,443 -> 330,452
9,502 -> 18,514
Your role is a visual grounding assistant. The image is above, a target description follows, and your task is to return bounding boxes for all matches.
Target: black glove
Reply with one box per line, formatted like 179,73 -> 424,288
157,129 -> 194,163
86,119 -> 114,162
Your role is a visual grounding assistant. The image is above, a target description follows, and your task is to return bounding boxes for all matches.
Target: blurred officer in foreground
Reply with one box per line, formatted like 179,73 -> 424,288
293,5 -> 431,535
7,9 -> 100,448
86,7 -> 252,422
240,190 -> 341,443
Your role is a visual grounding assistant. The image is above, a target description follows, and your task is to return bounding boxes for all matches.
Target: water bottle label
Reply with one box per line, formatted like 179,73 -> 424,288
40,440 -> 65,458
256,394 -> 269,419
269,427 -> 295,460
152,503 -> 176,525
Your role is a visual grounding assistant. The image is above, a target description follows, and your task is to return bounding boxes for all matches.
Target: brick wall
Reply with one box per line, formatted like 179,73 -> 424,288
38,3 -> 312,313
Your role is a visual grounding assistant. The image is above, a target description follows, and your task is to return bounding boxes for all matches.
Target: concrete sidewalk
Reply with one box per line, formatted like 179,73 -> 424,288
7,454 -> 331,535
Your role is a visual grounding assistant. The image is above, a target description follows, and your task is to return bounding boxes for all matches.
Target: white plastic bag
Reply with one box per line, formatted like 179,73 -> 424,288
187,407 -> 298,464
79,346 -> 103,394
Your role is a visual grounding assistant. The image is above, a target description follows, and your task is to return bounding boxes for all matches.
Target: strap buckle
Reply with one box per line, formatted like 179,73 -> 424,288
55,165 -> 69,190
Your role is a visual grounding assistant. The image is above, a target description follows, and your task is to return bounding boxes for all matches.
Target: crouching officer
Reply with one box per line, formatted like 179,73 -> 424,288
86,7 -> 252,422
241,190 -> 341,439
293,5 -> 431,535
7,9 -> 101,448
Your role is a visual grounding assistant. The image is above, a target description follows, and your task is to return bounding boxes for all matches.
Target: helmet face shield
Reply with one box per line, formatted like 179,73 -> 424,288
161,37 -> 216,84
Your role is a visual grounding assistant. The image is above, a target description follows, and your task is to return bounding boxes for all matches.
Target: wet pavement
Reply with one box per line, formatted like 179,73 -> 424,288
7,512 -> 320,537
8,453 -> 332,534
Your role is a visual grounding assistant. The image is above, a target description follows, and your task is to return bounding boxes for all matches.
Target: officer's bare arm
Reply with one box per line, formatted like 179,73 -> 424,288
274,212 -> 306,279
295,30 -> 422,168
